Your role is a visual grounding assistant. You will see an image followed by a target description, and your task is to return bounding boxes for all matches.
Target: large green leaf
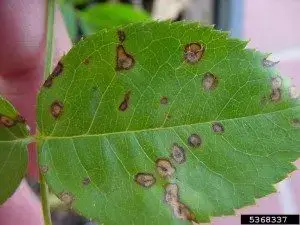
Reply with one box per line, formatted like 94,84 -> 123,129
78,3 -> 150,35
37,21 -> 300,224
0,96 -> 29,204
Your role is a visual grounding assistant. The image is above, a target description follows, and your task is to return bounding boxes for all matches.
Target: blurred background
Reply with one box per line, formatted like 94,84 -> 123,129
58,0 -> 243,43
38,0 -> 299,224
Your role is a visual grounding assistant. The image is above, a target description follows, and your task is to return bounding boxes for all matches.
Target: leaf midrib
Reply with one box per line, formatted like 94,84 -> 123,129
39,105 -> 300,140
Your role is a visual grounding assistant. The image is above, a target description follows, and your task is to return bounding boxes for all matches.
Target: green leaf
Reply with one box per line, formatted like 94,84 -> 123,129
60,3 -> 78,42
59,0 -> 90,5
0,96 -> 29,204
78,3 -> 150,35
37,21 -> 300,224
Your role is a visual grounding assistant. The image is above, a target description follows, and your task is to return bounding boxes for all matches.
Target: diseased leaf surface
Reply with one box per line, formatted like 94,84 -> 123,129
37,22 -> 300,224
0,96 -> 29,204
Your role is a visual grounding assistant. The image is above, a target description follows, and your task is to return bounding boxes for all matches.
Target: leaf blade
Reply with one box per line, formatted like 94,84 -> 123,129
0,96 -> 29,204
37,21 -> 300,224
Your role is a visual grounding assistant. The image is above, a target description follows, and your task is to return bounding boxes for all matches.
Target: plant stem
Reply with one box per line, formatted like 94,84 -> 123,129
43,0 -> 55,80
40,171 -> 52,225
40,0 -> 55,225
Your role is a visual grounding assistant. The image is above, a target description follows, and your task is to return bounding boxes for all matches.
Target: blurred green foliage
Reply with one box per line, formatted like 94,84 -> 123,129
58,1 -> 151,42
79,3 -> 150,35
60,0 -> 90,4
60,3 -> 78,41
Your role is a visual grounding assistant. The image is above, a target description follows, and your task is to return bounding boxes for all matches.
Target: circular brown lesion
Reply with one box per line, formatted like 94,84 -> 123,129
212,122 -> 224,133
118,91 -> 131,111
50,101 -> 64,118
0,114 -> 15,127
184,42 -> 205,64
187,133 -> 202,148
134,173 -> 156,188
160,96 -> 168,105
156,159 -> 175,177
82,177 -> 91,185
202,72 -> 218,91
270,88 -> 281,102
171,144 -> 186,164
116,45 -> 135,71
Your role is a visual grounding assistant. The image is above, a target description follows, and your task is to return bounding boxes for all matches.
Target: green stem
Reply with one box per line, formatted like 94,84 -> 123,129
40,171 -> 52,225
40,0 -> 55,225
43,0 -> 55,80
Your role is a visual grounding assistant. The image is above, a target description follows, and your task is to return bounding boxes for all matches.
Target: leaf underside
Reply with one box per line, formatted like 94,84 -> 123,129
0,96 -> 29,204
37,21 -> 300,225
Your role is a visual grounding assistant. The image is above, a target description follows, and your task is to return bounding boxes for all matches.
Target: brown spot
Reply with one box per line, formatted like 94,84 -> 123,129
43,77 -> 53,88
165,183 -> 179,205
117,30 -> 126,43
116,45 -> 134,71
270,88 -> 281,102
212,122 -> 224,133
271,76 -> 282,89
15,115 -> 26,123
164,183 -> 197,222
59,191 -> 74,204
184,43 -> 205,64
202,72 -> 218,90
173,202 -> 195,221
171,144 -> 186,164
40,165 -> 48,174
119,91 -> 131,111
51,61 -> 63,77
188,134 -> 202,148
135,173 -> 156,188
160,96 -> 168,105
263,58 -> 279,67
291,118 -> 300,127
82,177 -> 91,185
289,86 -> 300,99
50,101 -> 64,118
0,115 -> 15,127
156,159 -> 175,177
83,57 -> 90,65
